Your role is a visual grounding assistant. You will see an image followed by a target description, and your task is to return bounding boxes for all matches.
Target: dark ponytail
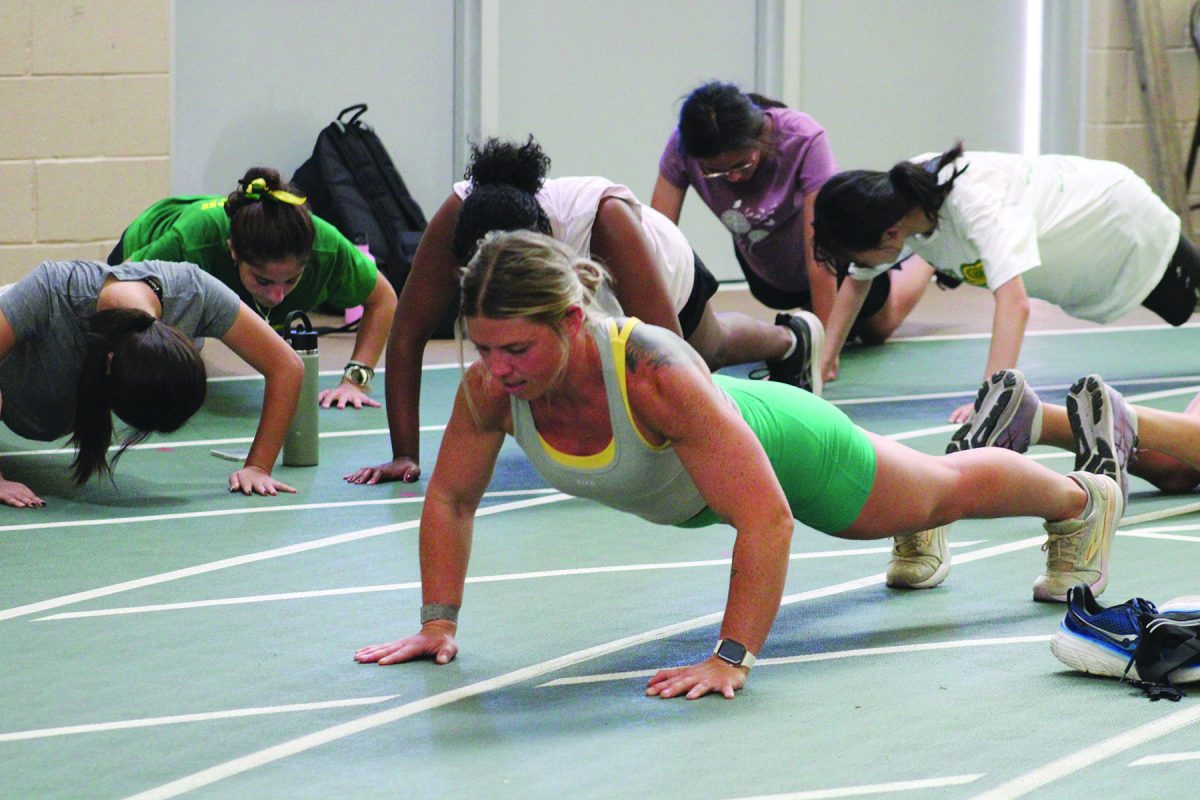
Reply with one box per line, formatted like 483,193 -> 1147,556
677,81 -> 778,159
452,136 -> 553,264
812,142 -> 967,277
225,166 -> 315,266
70,308 -> 207,484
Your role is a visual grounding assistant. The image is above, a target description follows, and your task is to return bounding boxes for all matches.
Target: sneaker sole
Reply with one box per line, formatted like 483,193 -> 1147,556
1051,627 -> 1200,683
946,370 -> 1025,454
796,310 -> 824,398
1067,375 -> 1118,485
1050,626 -> 1135,679
885,557 -> 950,589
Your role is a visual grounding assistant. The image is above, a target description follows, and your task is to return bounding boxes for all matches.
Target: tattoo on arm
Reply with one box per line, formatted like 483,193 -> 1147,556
625,328 -> 675,374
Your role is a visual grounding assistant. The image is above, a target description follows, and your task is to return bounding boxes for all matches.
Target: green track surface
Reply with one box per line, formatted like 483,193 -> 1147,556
4,326 -> 1200,799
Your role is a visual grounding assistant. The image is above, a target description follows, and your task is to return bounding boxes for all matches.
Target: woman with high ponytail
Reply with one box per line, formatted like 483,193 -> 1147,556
111,165 -> 397,411
356,229 -> 1127,699
348,135 -> 819,488
812,143 -> 1198,421
0,259 -> 303,507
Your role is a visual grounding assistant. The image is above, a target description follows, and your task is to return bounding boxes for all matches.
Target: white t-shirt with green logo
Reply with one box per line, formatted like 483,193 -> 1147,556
848,151 -> 1180,323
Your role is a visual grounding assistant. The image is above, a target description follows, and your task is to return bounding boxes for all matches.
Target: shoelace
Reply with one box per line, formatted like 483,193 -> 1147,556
894,532 -> 933,558
1042,529 -> 1082,569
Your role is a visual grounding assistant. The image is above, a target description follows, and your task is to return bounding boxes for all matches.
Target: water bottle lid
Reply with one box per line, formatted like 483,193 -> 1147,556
285,310 -> 318,351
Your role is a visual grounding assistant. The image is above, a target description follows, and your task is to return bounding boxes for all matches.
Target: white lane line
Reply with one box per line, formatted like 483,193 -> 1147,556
1130,751 -> 1200,767
0,424 -> 447,459
840,381 -> 1200,417
3,374 -> 1192,459
890,321 -> 1200,343
882,423 -> 959,441
0,494 -> 570,623
723,773 -> 985,800
121,612 -> 757,800
1121,502 -> 1200,527
209,362 -> 463,382
968,703 -> 1200,799
0,695 -> 400,743
0,489 -> 556,534
121,533 -> 1050,799
539,635 -> 1052,688
34,541 -> 988,621
1121,530 -> 1200,543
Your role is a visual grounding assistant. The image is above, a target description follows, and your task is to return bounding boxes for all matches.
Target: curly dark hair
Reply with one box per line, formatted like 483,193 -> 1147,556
452,136 -> 553,264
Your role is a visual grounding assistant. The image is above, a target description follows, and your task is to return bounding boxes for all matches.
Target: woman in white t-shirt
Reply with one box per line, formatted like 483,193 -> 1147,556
811,142 -> 1197,422
347,137 -> 822,487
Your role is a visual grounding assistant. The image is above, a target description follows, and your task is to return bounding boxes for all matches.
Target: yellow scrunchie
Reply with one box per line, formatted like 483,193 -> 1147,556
243,177 -> 306,206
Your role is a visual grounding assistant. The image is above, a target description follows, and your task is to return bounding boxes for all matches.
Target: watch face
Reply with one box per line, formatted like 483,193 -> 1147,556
714,639 -> 747,666
345,365 -> 371,386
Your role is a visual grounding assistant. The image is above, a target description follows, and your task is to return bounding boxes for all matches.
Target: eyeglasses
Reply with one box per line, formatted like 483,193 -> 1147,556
700,157 -> 757,180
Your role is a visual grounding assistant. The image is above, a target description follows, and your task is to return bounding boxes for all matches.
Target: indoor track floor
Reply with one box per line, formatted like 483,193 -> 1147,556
4,288 -> 1200,800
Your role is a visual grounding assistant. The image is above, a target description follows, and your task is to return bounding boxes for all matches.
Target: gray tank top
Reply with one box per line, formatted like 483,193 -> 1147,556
510,318 -> 709,525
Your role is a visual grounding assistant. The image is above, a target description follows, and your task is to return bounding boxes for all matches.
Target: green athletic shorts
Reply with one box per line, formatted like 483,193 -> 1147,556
677,375 -> 877,535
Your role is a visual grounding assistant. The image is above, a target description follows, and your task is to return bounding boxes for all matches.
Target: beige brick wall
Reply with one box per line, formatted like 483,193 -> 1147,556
1085,0 -> 1200,227
0,0 -> 170,283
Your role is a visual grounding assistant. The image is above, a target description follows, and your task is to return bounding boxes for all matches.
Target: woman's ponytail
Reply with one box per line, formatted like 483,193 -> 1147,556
70,308 -> 206,485
813,142 -> 967,277
887,141 -> 966,214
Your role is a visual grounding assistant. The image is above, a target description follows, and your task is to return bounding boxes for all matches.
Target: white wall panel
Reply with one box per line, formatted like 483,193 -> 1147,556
493,0 -> 759,278
172,0 -> 455,215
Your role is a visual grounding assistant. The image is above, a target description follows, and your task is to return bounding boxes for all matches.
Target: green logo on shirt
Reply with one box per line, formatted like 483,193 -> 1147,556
961,260 -> 987,286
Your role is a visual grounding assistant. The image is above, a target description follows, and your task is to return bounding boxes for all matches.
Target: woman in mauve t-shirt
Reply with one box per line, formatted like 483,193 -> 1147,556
652,81 -> 933,346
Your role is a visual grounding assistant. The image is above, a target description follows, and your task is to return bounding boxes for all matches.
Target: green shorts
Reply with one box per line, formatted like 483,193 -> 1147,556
678,375 -> 877,534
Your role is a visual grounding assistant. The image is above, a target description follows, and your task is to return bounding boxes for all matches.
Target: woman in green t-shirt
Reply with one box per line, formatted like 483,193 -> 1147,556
111,167 -> 397,410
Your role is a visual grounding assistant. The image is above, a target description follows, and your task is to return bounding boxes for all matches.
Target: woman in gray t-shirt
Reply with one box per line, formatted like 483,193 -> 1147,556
0,259 -> 303,507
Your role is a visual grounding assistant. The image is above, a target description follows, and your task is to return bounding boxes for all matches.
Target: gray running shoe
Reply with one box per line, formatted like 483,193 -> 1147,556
1067,374 -> 1139,505
885,526 -> 951,589
1034,471 -> 1123,603
946,369 -> 1043,454
766,311 -> 824,396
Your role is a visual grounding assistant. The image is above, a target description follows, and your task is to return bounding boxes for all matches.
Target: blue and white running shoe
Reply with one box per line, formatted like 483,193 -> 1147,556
1050,583 -> 1200,683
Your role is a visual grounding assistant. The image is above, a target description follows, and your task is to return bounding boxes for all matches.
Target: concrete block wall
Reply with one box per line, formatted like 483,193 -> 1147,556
1085,0 -> 1200,225
3,0 -> 1197,289
0,0 -> 170,283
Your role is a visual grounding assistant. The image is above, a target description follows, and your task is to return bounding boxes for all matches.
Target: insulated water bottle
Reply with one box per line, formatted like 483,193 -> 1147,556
283,310 -> 319,467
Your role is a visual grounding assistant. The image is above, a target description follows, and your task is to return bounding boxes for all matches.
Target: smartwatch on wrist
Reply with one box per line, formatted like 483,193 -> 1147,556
343,361 -> 374,387
713,638 -> 757,669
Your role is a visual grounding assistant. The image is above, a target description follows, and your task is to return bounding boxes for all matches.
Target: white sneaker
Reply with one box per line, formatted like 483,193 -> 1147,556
886,526 -> 950,589
1033,472 -> 1123,603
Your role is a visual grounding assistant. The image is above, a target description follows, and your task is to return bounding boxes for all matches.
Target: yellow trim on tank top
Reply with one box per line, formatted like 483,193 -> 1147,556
534,317 -> 666,468
536,431 -> 616,468
611,318 -> 668,451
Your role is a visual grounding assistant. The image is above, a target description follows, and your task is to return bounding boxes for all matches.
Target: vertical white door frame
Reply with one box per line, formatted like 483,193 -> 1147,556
755,0 -> 802,107
1040,0 -> 1088,156
454,0 -> 498,180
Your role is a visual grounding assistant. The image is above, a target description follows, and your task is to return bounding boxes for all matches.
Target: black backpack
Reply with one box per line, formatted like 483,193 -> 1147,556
292,104 -> 458,337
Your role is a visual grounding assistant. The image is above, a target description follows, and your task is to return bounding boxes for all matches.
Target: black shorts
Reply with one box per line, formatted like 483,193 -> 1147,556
733,246 -> 893,328
1142,234 -> 1200,326
677,251 -> 720,338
